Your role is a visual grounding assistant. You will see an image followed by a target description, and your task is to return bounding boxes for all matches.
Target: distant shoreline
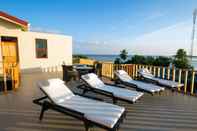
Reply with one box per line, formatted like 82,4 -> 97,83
83,54 -> 197,69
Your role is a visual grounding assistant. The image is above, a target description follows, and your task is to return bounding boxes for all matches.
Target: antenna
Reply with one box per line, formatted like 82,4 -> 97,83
190,9 -> 197,62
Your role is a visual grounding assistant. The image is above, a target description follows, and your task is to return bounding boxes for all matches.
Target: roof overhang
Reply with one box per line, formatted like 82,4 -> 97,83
0,11 -> 29,31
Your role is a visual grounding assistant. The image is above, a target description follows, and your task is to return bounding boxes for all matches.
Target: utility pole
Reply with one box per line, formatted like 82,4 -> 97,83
190,9 -> 197,62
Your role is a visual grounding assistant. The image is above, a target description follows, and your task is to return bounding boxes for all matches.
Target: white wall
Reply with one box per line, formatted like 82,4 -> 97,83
0,28 -> 72,73
19,31 -> 72,72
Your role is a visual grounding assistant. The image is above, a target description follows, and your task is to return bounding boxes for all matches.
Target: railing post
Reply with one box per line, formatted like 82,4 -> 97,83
135,65 -> 138,77
178,69 -> 182,91
172,68 -> 176,81
184,71 -> 188,93
190,70 -> 195,95
149,66 -> 152,74
157,67 -> 160,77
162,67 -> 165,79
167,68 -> 170,80
3,68 -> 7,93
153,67 -> 156,76
132,64 -> 135,78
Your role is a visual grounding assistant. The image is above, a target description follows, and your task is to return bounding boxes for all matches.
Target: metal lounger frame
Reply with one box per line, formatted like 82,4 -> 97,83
79,79 -> 138,104
33,92 -> 126,131
114,75 -> 163,95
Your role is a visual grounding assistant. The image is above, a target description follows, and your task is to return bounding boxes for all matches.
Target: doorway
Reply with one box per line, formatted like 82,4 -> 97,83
1,36 -> 20,90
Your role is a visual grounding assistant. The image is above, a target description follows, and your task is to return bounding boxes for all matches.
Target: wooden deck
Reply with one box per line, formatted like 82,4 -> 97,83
0,72 -> 197,131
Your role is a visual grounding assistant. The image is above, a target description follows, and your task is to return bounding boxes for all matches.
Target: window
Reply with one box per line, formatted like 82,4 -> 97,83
35,39 -> 48,58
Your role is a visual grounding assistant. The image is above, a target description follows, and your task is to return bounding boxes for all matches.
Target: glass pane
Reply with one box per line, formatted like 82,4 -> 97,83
35,39 -> 47,58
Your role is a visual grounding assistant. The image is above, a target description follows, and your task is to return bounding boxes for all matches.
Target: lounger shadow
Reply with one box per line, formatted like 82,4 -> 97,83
114,70 -> 165,95
33,78 -> 126,131
79,73 -> 144,104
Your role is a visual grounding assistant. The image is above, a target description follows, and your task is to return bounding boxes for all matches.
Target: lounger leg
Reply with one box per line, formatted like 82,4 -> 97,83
39,102 -> 48,120
113,97 -> 117,104
82,89 -> 88,95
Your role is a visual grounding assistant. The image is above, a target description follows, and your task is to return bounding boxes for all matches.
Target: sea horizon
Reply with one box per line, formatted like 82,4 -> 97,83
81,54 -> 197,69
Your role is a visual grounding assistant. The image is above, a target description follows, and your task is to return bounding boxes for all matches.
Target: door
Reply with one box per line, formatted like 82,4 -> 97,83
1,41 -> 20,89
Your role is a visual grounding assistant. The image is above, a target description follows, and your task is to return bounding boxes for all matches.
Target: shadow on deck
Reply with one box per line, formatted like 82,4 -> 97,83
0,72 -> 197,131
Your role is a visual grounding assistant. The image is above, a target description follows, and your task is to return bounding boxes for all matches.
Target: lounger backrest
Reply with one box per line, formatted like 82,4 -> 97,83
138,68 -> 154,78
81,73 -> 105,89
37,78 -> 74,104
115,70 -> 133,82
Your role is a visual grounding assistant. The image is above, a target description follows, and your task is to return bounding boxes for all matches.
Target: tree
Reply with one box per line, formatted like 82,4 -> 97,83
154,56 -> 171,66
114,49 -> 128,64
130,55 -> 146,64
114,58 -> 121,64
144,56 -> 155,65
173,49 -> 191,69
119,49 -> 128,61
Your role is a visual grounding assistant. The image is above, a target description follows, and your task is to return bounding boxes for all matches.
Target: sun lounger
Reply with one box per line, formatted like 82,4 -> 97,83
80,73 -> 144,104
114,70 -> 165,95
138,68 -> 184,89
33,78 -> 126,131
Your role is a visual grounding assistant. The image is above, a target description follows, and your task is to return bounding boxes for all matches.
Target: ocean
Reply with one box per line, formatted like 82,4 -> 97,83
86,54 -> 197,69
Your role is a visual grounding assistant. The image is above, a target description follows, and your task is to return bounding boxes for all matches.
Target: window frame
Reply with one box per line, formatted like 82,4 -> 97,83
35,38 -> 48,59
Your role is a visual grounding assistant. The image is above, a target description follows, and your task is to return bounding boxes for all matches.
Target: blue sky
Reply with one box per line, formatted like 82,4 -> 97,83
1,0 -> 197,55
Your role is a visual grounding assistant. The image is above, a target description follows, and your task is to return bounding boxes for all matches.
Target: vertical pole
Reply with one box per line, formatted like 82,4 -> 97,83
184,71 -> 188,93
153,67 -> 156,76
178,69 -> 182,91
149,66 -> 152,74
190,9 -> 197,62
172,68 -> 176,81
162,67 -> 165,79
135,65 -> 138,77
132,64 -> 135,78
157,67 -> 160,77
167,68 -> 170,80
190,71 -> 195,95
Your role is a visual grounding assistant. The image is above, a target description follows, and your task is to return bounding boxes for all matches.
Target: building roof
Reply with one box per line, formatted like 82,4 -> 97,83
0,11 -> 29,30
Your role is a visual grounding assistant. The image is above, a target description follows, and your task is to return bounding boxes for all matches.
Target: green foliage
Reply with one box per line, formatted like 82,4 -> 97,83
154,56 -> 172,66
114,49 -> 128,64
114,58 -> 121,64
114,48 -> 192,68
73,54 -> 89,59
173,49 -> 191,69
130,55 -> 146,64
128,55 -> 171,66
120,49 -> 128,61
114,51 -> 171,67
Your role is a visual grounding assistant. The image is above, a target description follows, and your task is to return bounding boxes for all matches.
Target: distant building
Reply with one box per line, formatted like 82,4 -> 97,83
0,11 -> 72,74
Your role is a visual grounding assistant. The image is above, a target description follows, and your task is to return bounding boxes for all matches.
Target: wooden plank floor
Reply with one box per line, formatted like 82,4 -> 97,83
0,72 -> 197,131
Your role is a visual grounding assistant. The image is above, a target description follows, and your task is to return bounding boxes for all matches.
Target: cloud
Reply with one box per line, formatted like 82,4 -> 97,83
73,40 -> 124,54
144,11 -> 165,21
129,20 -> 197,56
30,26 -> 63,34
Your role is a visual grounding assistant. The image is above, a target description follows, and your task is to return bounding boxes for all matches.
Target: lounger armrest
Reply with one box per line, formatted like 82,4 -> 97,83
143,77 -> 158,84
104,83 -> 126,88
33,96 -> 48,105
74,92 -> 104,101
77,83 -> 91,90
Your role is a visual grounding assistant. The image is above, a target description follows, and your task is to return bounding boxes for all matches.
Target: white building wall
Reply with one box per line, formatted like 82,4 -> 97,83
19,31 -> 72,72
0,27 -> 72,73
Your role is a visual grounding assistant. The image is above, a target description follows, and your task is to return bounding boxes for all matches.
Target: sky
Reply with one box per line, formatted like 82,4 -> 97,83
1,0 -> 197,56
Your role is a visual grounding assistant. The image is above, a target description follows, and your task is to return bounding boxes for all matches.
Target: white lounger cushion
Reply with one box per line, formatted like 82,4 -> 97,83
139,68 -> 184,88
115,70 -> 164,93
37,79 -> 75,103
149,77 -> 184,88
38,78 -> 125,128
58,95 -> 125,128
81,73 -> 143,102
